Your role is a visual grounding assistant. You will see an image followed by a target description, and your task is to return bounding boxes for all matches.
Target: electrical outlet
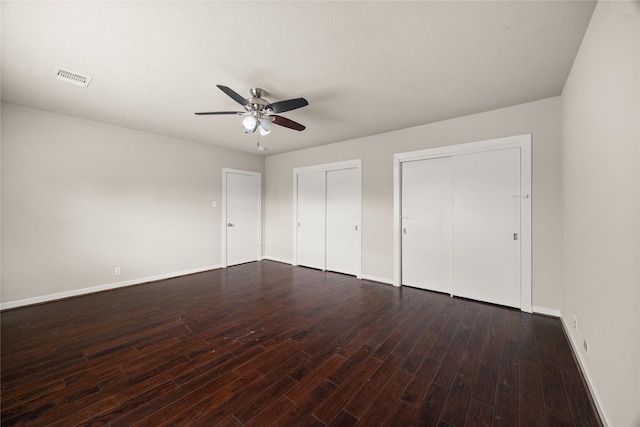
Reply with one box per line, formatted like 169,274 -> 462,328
212,201 -> 217,208
573,315 -> 578,330
583,339 -> 589,355
114,267 -> 121,276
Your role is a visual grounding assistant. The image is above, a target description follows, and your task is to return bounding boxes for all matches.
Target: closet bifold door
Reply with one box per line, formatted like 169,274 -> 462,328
296,171 -> 326,270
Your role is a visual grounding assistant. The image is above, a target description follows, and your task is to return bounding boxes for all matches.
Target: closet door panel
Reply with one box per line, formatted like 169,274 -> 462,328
326,168 -> 359,275
452,148 -> 521,308
401,157 -> 452,293
296,171 -> 326,270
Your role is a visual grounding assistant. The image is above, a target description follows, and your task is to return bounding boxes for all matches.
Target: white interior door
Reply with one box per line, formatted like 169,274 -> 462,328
326,168 -> 359,275
452,148 -> 521,308
401,157 -> 452,293
296,171 -> 326,270
225,170 -> 261,267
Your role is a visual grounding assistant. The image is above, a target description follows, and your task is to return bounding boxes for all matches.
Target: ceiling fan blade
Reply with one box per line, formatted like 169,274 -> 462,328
194,111 -> 243,115
216,85 -> 250,107
266,97 -> 308,114
272,115 -> 306,131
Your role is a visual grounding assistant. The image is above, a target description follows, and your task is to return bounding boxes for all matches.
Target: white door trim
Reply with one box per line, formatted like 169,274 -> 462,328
222,168 -> 262,268
393,134 -> 532,312
292,159 -> 362,278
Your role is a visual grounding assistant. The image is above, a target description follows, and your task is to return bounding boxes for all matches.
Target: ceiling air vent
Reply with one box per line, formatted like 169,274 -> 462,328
53,67 -> 92,88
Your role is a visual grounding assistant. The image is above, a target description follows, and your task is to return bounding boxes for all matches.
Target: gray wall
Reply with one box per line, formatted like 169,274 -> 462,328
561,1 -> 639,425
1,103 -> 264,306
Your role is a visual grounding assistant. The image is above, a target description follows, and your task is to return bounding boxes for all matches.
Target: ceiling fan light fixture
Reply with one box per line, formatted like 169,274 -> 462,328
242,115 -> 258,133
258,118 -> 272,135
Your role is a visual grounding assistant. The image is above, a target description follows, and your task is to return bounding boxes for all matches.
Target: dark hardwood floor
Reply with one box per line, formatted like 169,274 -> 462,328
1,260 -> 601,426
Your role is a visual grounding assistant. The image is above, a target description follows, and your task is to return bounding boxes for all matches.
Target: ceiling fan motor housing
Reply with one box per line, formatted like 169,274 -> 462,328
247,88 -> 270,112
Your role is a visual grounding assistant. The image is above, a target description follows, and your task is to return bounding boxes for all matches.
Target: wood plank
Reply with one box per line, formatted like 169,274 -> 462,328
562,370 -> 602,426
244,396 -> 295,427
471,365 -> 497,407
400,356 -> 440,405
494,383 -> 519,427
413,383 -> 450,427
381,400 -> 416,427
343,353 -> 403,417
312,356 -> 382,423
496,338 -> 519,388
356,367 -> 412,426
327,410 -> 358,427
519,359 -> 547,426
326,344 -> 373,385
286,353 -> 346,403
233,375 -> 298,424
274,380 -> 338,426
134,371 -> 250,427
466,399 -> 493,427
539,351 -> 574,423
439,350 -> 480,426
432,326 -> 472,389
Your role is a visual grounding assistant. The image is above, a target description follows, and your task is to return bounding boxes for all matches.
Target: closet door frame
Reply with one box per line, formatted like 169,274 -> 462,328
292,159 -> 362,279
393,134 -> 532,312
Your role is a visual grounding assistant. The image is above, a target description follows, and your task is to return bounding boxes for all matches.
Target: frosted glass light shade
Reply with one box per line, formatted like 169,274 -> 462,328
259,118 -> 272,136
242,116 -> 258,133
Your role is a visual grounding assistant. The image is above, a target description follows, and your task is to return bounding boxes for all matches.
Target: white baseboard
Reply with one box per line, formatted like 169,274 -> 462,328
559,316 -> 611,426
261,256 -> 293,265
0,264 -> 222,311
532,306 -> 562,317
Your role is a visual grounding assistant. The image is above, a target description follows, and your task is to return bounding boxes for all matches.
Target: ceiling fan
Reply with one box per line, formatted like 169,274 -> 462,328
195,85 -> 308,135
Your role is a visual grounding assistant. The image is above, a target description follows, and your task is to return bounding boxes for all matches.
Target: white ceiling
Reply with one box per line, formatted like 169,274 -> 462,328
1,1 -> 596,155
